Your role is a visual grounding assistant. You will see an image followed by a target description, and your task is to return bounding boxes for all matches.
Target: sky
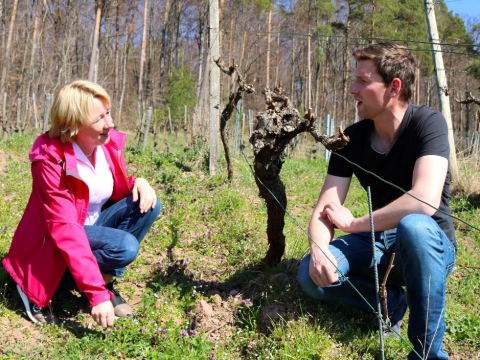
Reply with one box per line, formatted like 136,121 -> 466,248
444,0 -> 480,20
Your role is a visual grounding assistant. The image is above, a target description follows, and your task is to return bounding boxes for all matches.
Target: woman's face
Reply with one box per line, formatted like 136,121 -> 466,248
75,97 -> 114,149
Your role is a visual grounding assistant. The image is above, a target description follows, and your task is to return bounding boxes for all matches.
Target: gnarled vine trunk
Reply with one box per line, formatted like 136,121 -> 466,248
250,85 -> 349,266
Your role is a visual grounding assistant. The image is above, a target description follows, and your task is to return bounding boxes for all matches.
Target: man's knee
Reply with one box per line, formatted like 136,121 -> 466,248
397,214 -> 438,245
297,255 -> 328,300
297,255 -> 311,289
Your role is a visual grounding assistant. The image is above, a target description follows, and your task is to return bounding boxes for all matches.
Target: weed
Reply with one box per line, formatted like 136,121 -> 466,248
236,301 -> 261,333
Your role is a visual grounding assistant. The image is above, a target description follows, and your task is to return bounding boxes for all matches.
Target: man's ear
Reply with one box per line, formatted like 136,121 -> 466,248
390,78 -> 402,97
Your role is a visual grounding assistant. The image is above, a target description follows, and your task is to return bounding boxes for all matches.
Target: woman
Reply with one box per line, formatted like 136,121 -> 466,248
2,80 -> 161,328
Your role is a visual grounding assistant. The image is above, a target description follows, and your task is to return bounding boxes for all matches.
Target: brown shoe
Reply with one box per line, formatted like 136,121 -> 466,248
106,281 -> 133,317
17,285 -> 60,325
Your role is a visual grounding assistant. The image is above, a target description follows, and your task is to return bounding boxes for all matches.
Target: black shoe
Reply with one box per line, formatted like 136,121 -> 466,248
106,281 -> 133,317
16,285 -> 60,325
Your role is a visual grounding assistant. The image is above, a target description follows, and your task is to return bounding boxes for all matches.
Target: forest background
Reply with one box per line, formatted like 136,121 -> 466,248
0,0 -> 480,359
0,0 -> 479,150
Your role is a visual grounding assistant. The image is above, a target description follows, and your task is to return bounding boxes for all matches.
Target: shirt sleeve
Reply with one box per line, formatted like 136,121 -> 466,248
414,108 -> 450,160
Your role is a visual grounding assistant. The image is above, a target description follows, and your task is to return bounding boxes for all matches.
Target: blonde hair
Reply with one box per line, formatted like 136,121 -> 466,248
48,80 -> 111,142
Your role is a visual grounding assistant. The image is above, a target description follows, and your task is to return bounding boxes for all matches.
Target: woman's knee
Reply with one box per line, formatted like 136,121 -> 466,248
122,234 -> 140,263
141,197 -> 162,224
151,198 -> 162,218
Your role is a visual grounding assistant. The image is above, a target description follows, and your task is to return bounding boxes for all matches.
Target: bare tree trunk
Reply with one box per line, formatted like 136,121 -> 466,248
33,0 -> 48,100
17,25 -> 30,130
15,98 -> 21,132
23,1 -> 41,130
118,41 -> 130,127
266,7 -> 272,89
0,0 -> 18,136
209,0 -> 220,175
274,34 -> 280,87
173,2 -> 184,68
1,93 -> 7,138
32,93 -> 38,129
290,37 -> 295,105
321,55 -> 326,114
193,21 -> 207,139
369,4 -> 376,42
147,0 -> 155,107
117,1 -> 136,127
88,0 -> 103,82
342,11 -> 351,126
227,15 -> 234,90
138,0 -> 148,103
134,0 -> 149,136
237,27 -> 245,69
307,30 -> 311,109
114,1 -> 120,100
159,0 -> 172,95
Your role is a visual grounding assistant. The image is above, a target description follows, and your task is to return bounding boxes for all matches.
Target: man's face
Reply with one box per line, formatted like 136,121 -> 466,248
349,59 -> 391,120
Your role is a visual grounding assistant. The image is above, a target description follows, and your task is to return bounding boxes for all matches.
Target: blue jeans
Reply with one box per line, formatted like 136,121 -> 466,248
298,214 -> 456,360
60,195 -> 161,288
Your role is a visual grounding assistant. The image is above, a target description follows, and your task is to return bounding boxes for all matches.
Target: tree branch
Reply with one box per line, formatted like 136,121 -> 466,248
455,92 -> 480,106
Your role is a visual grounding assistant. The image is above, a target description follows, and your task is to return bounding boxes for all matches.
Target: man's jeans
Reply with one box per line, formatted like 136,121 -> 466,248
298,214 -> 456,360
60,195 -> 161,288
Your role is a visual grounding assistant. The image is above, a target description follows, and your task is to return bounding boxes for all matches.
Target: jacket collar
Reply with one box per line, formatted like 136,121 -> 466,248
29,129 -> 126,175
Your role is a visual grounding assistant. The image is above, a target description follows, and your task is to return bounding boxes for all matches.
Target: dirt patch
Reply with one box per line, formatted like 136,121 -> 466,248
0,313 -> 45,355
38,248 -> 251,348
138,248 -> 248,344
194,292 -> 238,345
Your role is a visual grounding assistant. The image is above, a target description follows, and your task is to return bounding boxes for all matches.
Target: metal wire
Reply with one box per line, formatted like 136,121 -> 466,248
368,186 -> 385,360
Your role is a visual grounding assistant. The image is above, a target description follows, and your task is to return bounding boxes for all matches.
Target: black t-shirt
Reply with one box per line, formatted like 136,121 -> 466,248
328,104 -> 456,244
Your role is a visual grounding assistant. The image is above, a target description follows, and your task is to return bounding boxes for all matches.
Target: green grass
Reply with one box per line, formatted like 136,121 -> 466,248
0,131 -> 479,359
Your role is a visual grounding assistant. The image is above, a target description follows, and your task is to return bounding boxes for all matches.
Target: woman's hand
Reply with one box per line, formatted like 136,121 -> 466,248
132,178 -> 157,213
91,300 -> 115,328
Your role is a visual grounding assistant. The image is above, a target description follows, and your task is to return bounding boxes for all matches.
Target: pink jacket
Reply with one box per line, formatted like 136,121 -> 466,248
2,130 -> 134,308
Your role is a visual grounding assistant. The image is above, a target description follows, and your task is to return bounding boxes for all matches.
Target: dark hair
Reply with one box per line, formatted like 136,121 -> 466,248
352,42 -> 417,102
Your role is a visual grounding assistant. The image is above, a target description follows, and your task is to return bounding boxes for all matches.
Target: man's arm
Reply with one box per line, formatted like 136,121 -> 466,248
324,154 -> 448,233
308,174 -> 351,287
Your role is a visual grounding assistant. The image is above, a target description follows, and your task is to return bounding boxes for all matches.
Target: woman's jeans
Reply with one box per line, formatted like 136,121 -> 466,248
298,214 -> 456,360
60,195 -> 161,287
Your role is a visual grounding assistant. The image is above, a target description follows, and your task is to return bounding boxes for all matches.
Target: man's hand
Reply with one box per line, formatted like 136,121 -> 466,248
91,300 -> 115,328
132,178 -> 157,213
308,246 -> 339,288
322,202 -> 356,233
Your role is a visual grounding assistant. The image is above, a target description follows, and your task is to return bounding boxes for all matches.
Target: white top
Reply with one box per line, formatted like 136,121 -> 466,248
73,142 -> 114,225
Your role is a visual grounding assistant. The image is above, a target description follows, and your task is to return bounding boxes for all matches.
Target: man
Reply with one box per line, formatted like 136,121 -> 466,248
297,42 -> 456,360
